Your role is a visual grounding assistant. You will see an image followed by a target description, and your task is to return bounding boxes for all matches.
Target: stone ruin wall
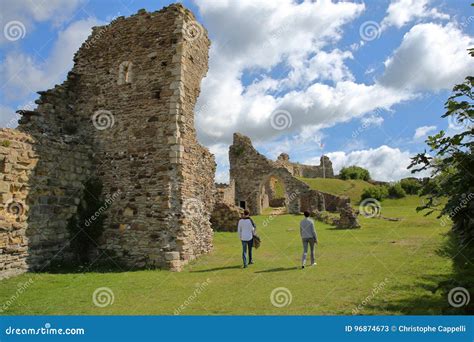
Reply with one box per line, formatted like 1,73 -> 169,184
229,133 -> 349,216
211,181 -> 243,232
0,129 -> 92,279
275,153 -> 334,179
0,4 -> 215,278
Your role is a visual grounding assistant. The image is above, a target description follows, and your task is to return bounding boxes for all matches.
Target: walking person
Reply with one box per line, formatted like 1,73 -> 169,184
238,209 -> 256,268
300,211 -> 318,269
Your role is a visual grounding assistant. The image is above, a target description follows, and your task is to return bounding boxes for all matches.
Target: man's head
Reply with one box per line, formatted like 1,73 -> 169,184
304,211 -> 310,217
243,209 -> 250,217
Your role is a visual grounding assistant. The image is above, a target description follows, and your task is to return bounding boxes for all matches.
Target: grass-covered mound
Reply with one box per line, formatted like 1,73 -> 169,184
297,177 -> 375,203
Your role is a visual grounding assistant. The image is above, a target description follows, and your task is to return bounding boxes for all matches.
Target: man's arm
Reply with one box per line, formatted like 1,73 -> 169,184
237,220 -> 242,240
311,221 -> 318,243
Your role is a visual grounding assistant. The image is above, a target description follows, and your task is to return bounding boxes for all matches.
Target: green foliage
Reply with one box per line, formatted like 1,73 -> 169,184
1,140 -> 11,147
400,178 -> 422,195
339,165 -> 371,181
409,47 -> 474,313
360,185 -> 388,202
67,178 -> 107,265
388,182 -> 407,199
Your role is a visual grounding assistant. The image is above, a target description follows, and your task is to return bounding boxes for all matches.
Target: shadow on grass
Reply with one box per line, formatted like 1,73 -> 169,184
366,274 -> 450,315
190,265 -> 242,273
254,267 -> 299,273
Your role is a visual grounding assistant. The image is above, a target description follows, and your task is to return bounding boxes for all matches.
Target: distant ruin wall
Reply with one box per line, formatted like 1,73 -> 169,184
275,153 -> 334,179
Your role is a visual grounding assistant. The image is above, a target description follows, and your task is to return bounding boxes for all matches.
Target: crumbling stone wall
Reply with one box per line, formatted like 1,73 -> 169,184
275,153 -> 334,178
230,133 -> 345,215
211,180 -> 243,232
0,129 -> 92,278
1,4 -> 215,277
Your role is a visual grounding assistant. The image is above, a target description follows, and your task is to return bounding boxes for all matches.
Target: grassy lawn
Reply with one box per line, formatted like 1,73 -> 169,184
0,195 -> 453,315
297,177 -> 374,203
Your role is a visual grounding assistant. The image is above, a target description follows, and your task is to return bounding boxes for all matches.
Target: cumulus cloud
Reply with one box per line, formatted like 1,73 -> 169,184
0,0 -> 86,44
0,17 -> 100,102
381,0 -> 449,30
319,146 -> 425,181
381,23 -> 474,91
413,125 -> 436,140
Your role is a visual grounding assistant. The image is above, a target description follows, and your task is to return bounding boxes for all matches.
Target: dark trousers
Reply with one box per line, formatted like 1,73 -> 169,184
241,239 -> 253,266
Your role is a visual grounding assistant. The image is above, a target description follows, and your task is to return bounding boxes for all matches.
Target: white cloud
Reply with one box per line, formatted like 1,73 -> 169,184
381,0 -> 449,30
318,146 -> 425,181
413,125 -> 436,140
0,0 -> 85,44
361,114 -> 384,127
209,143 -> 230,183
0,17 -> 100,102
0,105 -> 18,128
381,23 -> 474,91
194,0 -> 374,145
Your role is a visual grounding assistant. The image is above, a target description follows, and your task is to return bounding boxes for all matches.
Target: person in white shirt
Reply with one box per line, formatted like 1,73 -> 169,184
300,211 -> 318,269
237,209 -> 256,268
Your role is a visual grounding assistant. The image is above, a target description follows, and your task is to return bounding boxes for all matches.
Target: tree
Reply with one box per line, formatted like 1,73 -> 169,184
400,178 -> 422,195
339,165 -> 371,181
388,182 -> 406,199
409,47 -> 473,313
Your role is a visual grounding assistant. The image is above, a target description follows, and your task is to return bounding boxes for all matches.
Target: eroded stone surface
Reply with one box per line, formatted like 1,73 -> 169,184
0,4 -> 215,277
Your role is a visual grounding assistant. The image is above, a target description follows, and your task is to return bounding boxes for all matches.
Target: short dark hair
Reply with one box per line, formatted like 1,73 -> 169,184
244,209 -> 250,216
304,211 -> 310,217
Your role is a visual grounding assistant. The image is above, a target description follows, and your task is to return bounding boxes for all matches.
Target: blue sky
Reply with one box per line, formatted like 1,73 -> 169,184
0,0 -> 473,182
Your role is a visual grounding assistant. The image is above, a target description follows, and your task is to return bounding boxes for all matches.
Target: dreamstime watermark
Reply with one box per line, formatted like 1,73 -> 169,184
447,287 -> 470,308
270,109 -> 292,131
448,115 -> 472,131
0,278 -> 34,313
5,323 -> 85,336
91,110 -> 115,130
359,21 -> 381,42
4,20 -> 26,41
92,287 -> 114,307
174,278 -> 212,315
352,278 -> 389,314
84,190 -> 122,227
183,20 -> 204,41
358,198 -> 381,218
270,287 -> 292,308
351,109 -> 384,139
439,193 -> 474,227
4,199 -> 26,218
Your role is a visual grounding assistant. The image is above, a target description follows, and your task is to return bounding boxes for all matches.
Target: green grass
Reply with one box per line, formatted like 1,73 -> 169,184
297,177 -> 374,203
0,195 -> 453,315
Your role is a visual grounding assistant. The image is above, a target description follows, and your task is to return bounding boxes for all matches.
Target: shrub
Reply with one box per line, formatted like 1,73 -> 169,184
400,178 -> 422,195
1,140 -> 11,147
360,186 -> 388,202
388,182 -> 406,198
340,165 -> 371,181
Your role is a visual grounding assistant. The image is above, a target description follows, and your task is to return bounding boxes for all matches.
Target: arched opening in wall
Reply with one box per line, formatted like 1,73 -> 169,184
257,175 -> 289,215
118,61 -> 133,85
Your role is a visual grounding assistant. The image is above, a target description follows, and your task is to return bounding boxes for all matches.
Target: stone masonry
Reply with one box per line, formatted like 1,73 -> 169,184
275,153 -> 334,178
229,133 -> 349,215
0,4 -> 215,277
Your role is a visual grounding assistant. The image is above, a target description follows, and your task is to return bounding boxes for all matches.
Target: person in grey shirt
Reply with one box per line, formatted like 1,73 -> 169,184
300,211 -> 318,269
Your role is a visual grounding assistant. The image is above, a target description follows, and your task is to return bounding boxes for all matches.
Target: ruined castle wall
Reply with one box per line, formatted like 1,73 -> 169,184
1,4 -> 215,277
275,154 -> 334,179
170,10 -> 215,267
0,129 -> 92,278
